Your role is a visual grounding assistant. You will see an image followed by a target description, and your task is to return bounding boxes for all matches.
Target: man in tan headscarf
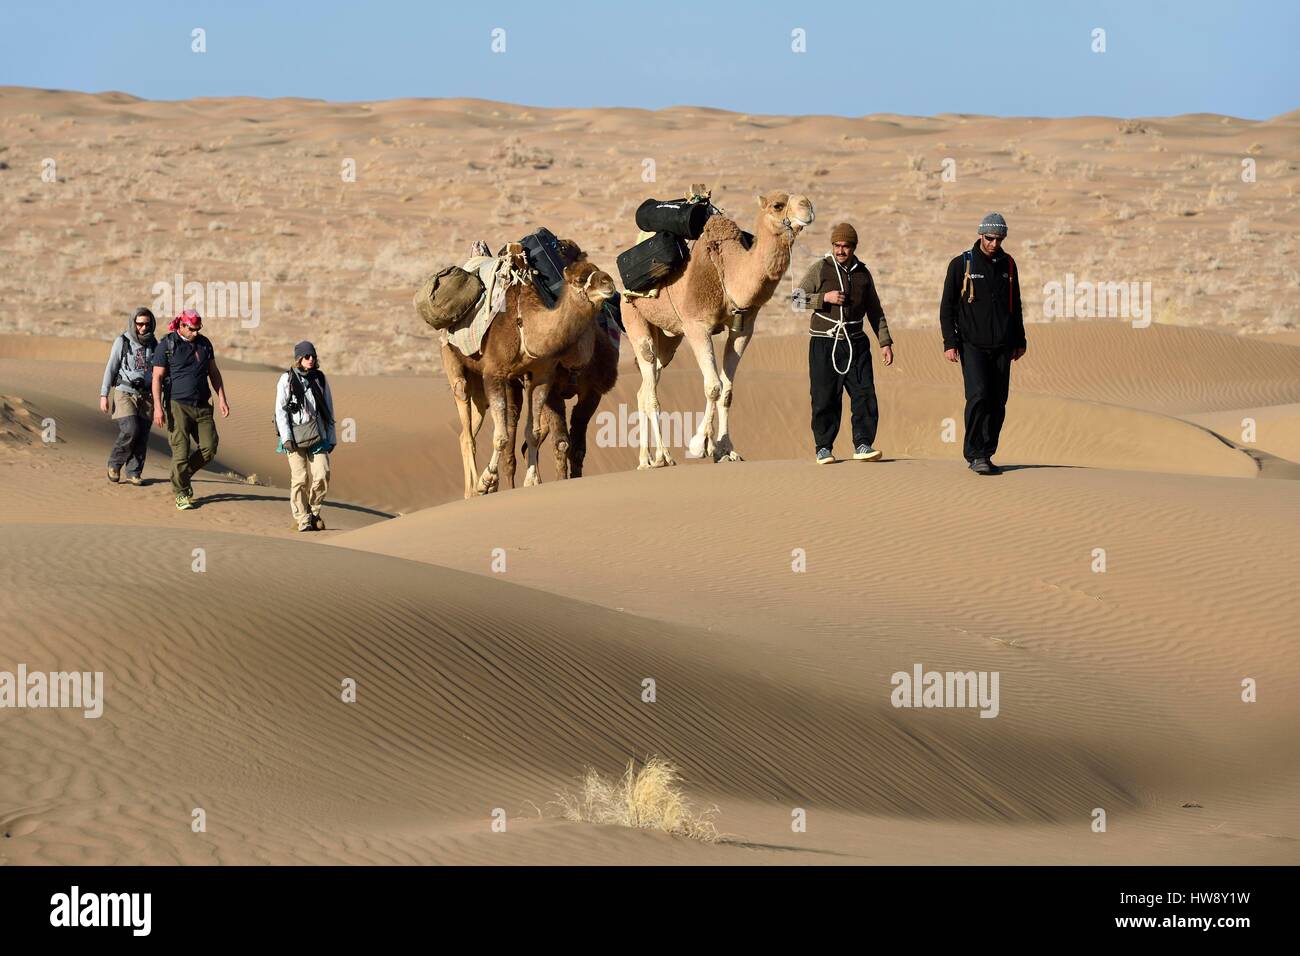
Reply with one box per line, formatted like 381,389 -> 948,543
795,222 -> 895,464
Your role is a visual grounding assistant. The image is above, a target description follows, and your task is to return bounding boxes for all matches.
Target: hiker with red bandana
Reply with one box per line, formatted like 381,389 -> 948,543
150,310 -> 230,510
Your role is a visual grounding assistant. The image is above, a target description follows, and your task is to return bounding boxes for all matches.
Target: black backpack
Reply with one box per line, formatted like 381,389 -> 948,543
518,227 -> 567,308
111,333 -> 133,388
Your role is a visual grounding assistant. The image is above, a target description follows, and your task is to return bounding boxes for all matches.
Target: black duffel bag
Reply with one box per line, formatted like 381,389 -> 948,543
517,227 -> 567,308
617,232 -> 689,293
634,198 -> 714,240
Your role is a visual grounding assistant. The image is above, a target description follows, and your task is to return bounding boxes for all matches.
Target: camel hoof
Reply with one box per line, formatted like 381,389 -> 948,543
687,435 -> 708,459
476,469 -> 499,495
654,451 -> 676,467
523,467 -> 540,487
716,451 -> 744,463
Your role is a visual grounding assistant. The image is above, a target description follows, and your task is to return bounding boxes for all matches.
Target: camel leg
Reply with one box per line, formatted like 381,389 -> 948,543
522,375 -> 548,487
628,335 -> 654,470
475,376 -> 509,495
631,337 -> 673,469
684,322 -> 722,461
567,388 -> 601,478
650,329 -> 683,466
441,343 -> 479,498
503,378 -> 522,490
715,312 -> 754,462
543,392 -> 571,480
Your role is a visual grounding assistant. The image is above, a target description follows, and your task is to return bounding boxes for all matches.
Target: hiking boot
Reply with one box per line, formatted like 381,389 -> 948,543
853,444 -> 883,461
815,447 -> 835,465
311,514 -> 326,531
297,523 -> 313,533
969,458 -> 1001,476
175,493 -> 195,510
107,467 -> 120,483
127,476 -> 144,486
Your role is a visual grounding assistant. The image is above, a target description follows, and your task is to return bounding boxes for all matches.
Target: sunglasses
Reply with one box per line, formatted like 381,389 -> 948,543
134,320 -> 150,326
980,235 -> 1004,243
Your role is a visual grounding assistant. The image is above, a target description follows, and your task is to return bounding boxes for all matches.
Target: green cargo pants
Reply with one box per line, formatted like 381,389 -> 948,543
167,400 -> 219,496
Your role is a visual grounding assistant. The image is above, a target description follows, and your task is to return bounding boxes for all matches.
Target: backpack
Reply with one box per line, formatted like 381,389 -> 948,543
273,369 -> 332,443
518,227 -> 567,308
617,232 -> 689,292
414,265 -> 485,330
158,334 -> 177,402
961,250 -> 1016,308
111,333 -> 132,388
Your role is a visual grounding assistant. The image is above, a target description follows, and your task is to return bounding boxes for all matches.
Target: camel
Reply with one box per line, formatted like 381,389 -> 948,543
518,319 -> 620,479
620,192 -> 814,467
440,248 -> 616,497
443,304 -> 619,490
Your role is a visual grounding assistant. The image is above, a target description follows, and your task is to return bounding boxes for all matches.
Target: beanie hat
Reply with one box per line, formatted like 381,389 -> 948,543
830,222 -> 859,246
978,212 -> 1008,237
294,340 -> 317,361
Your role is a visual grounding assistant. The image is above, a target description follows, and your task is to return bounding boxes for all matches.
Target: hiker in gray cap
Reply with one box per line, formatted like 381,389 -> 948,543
938,213 -> 1026,475
274,341 -> 336,531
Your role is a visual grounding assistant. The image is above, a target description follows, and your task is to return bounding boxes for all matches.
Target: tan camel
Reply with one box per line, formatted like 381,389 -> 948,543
440,250 -> 616,496
620,192 -> 814,467
518,321 -> 620,479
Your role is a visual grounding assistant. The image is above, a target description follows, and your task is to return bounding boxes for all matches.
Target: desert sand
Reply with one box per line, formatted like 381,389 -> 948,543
1,89 -> 1299,865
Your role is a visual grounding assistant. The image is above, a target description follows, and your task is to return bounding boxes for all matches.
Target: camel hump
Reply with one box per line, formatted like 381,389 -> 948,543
698,213 -> 744,245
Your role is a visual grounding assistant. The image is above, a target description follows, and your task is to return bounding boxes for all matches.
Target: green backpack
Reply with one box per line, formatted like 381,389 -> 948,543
414,266 -> 485,330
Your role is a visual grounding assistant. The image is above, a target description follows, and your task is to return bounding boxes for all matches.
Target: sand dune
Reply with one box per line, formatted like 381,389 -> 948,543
3,459 -> 1297,864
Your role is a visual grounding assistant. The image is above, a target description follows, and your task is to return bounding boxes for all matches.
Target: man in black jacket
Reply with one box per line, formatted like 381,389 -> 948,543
939,213 -> 1026,475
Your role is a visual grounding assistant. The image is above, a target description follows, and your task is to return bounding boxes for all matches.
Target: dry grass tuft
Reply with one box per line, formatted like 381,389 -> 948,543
554,757 -> 720,843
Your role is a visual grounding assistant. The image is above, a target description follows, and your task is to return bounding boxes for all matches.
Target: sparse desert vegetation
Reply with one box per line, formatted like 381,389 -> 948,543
1,88 -> 1297,371
554,757 -> 720,843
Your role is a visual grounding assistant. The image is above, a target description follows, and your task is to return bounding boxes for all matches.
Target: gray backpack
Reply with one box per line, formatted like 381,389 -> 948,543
414,266 -> 485,330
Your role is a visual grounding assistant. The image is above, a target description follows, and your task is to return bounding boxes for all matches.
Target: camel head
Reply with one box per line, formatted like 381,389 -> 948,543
756,192 -> 815,240
556,238 -> 587,264
564,260 -> 617,309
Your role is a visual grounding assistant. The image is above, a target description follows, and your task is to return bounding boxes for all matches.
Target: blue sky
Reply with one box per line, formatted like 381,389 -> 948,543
1,0 -> 1295,118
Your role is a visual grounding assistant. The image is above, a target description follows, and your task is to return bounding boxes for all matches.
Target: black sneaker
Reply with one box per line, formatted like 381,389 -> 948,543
970,458 -> 1002,476
311,514 -> 326,531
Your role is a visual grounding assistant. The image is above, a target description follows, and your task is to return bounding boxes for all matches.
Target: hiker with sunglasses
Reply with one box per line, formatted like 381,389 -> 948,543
150,309 -> 230,509
100,307 -> 158,485
939,213 -> 1026,476
274,341 -> 336,532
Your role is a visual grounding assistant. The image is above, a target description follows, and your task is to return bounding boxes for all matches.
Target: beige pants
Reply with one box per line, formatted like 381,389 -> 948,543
287,449 -> 330,529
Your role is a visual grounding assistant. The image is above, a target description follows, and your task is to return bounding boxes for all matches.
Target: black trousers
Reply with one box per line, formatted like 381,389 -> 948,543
107,414 -> 151,478
960,344 -> 1013,461
810,334 -> 878,452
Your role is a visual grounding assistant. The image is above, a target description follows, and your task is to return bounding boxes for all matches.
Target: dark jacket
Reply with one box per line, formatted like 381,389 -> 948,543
939,242 -> 1025,350
795,255 -> 893,346
153,331 -> 216,405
